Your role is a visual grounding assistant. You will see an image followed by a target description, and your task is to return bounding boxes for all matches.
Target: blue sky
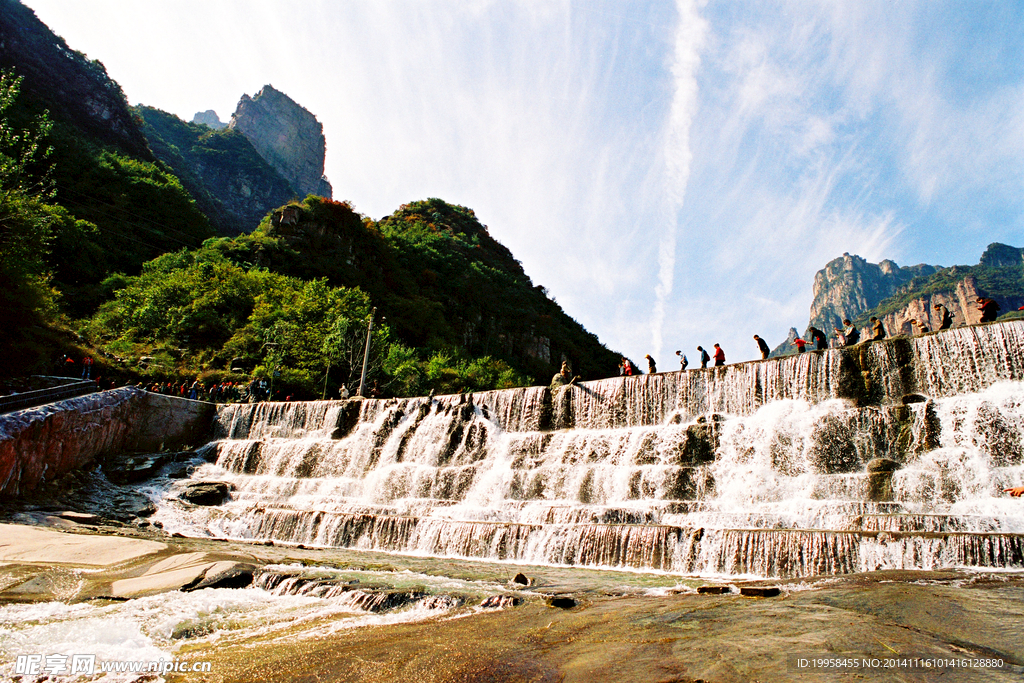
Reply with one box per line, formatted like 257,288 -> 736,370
25,0 -> 1024,365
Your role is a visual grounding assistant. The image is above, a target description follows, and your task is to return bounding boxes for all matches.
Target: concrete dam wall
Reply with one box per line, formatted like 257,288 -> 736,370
151,321 -> 1024,578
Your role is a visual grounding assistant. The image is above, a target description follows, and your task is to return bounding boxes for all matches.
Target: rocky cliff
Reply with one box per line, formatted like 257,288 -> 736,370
229,85 -> 332,199
794,244 -> 1024,352
809,253 -> 937,334
0,0 -> 151,158
872,275 -> 983,337
861,243 -> 1024,335
192,110 -> 226,130
139,106 -> 297,235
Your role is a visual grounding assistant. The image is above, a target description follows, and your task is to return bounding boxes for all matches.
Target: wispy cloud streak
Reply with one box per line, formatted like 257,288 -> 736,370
651,0 -> 707,359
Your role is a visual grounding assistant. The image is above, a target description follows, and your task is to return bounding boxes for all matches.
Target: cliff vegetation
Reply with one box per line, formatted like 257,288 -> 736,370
137,105 -> 297,236
82,196 -> 617,398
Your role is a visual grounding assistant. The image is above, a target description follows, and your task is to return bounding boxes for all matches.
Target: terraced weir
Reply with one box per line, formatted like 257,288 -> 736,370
156,321 -> 1024,578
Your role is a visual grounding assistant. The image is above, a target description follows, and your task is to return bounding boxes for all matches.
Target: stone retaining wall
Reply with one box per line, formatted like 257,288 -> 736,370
0,388 -> 215,498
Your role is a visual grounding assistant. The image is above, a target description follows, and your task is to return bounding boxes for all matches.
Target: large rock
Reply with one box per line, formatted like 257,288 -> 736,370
0,523 -> 164,567
103,453 -> 170,484
179,481 -> 232,506
182,561 -> 256,591
109,553 -> 256,599
229,85 -> 332,198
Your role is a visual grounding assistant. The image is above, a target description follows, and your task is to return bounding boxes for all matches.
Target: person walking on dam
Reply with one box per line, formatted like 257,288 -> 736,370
697,346 -> 710,369
713,343 -> 725,366
809,327 -> 827,350
934,303 -> 953,330
841,319 -> 859,346
645,354 -> 657,374
676,350 -> 688,371
754,335 -> 770,360
977,297 -> 999,323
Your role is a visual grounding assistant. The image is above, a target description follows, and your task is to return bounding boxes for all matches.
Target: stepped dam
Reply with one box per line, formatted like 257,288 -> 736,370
148,321 -> 1024,578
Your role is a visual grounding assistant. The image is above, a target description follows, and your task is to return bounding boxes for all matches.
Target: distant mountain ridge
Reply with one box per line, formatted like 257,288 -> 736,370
0,0 -> 622,389
775,243 -> 1024,355
0,0 -> 150,158
808,254 -> 938,334
141,86 -> 335,236
852,243 -> 1024,335
0,0 -> 213,314
192,110 -> 226,130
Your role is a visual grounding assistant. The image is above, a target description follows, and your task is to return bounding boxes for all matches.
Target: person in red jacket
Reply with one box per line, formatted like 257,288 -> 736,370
713,343 -> 725,366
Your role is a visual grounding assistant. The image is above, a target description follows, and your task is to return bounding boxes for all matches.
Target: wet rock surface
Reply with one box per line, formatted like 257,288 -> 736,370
182,562 -> 257,591
179,481 -> 232,506
182,571 -> 1024,683
739,586 -> 781,597
0,516 -> 1022,683
546,595 -> 577,609
103,449 -> 199,484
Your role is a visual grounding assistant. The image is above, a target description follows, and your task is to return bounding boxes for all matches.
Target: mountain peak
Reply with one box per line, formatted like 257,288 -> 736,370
229,85 -> 332,199
191,109 -> 226,129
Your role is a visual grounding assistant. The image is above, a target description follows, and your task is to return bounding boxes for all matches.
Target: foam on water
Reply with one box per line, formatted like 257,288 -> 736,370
0,566 -> 471,681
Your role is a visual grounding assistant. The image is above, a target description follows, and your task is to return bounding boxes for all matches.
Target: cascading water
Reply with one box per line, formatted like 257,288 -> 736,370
154,321 -> 1024,578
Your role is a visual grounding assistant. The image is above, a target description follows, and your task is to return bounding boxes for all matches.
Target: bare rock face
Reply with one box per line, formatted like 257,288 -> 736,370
809,253 -> 937,333
805,244 -> 1024,344
879,275 -> 982,336
229,85 -> 332,198
192,109 -> 226,129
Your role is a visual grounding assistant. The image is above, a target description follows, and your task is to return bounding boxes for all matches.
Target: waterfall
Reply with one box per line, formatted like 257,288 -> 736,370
154,321 -> 1024,578
913,322 -> 1024,397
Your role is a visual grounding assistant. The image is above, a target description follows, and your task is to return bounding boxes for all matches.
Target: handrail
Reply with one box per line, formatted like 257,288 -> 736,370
0,377 -> 100,414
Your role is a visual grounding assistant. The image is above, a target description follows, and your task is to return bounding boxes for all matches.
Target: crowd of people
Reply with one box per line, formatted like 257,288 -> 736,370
139,379 -> 254,403
611,295 -> 1017,382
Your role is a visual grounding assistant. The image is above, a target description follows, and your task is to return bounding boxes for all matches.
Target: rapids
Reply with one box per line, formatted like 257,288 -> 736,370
154,322 -> 1024,578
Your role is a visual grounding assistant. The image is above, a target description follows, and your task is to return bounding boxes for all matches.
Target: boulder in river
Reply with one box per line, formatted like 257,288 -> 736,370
179,481 -> 232,506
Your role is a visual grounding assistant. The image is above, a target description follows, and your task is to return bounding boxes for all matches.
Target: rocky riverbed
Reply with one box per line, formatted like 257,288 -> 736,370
1,507 -> 1023,682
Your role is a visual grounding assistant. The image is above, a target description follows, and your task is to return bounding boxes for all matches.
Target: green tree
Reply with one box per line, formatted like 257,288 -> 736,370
0,70 -> 63,372
0,71 -> 53,285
